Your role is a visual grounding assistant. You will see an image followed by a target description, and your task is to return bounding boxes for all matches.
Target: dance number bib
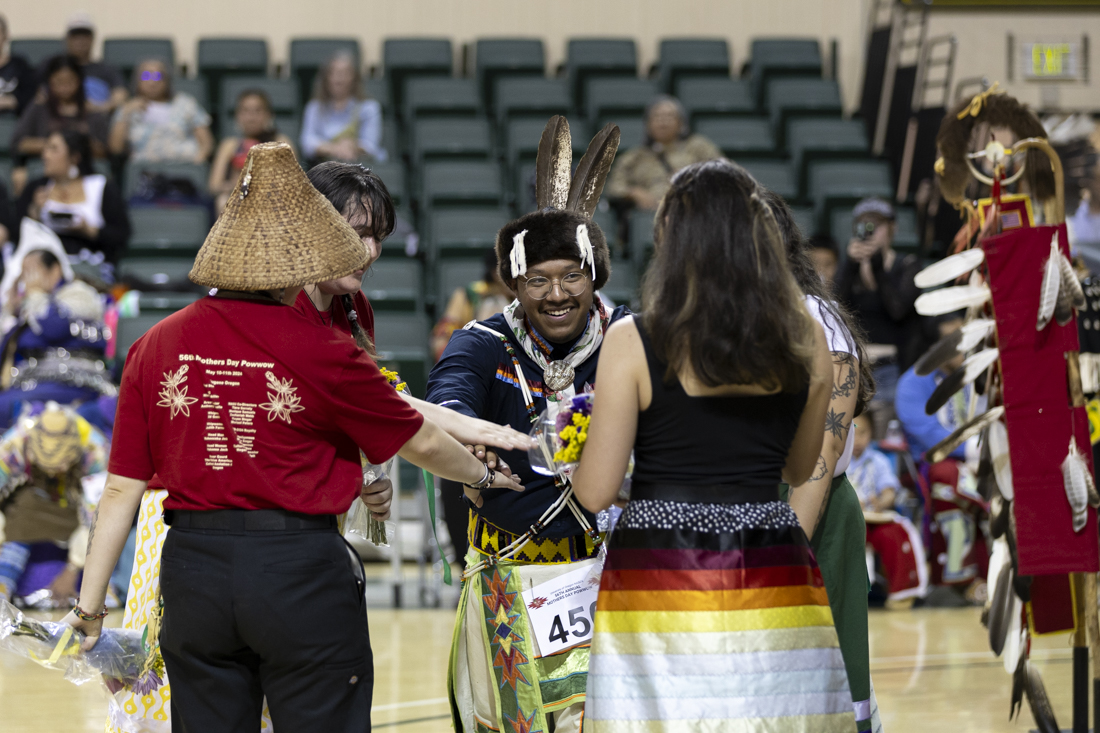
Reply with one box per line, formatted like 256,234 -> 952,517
521,563 -> 601,656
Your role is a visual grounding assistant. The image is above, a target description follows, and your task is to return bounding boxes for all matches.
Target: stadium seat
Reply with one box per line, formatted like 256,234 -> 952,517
739,159 -> 797,201
790,206 -> 817,237
613,118 -> 646,151
197,38 -> 269,112
364,78 -> 392,111
628,209 -> 656,269
219,76 -> 298,118
128,206 -> 211,253
591,207 -> 620,253
767,79 -> 842,147
118,258 -> 201,292
495,77 -> 572,124
383,38 -> 453,110
372,312 -> 431,395
694,117 -> 775,158
412,118 -> 493,162
0,115 -> 16,155
435,256 -> 491,315
135,291 -> 201,312
421,162 -> 504,207
586,78 -> 657,123
10,39 -> 64,66
602,258 -> 639,309
654,39 -> 730,92
289,38 -> 360,107
748,38 -> 822,104
787,118 -> 869,196
116,314 -> 171,363
514,162 -> 537,214
103,38 -> 174,78
427,208 -> 511,257
676,78 -> 755,122
123,161 -> 210,198
809,160 -> 894,220
174,76 -> 211,113
505,117 -> 591,169
475,39 -> 545,109
369,161 -> 408,209
565,39 -> 637,108
403,78 -> 480,119
361,258 -> 423,312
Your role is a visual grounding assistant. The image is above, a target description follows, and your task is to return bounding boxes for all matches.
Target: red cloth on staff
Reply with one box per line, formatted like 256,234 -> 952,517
109,296 -> 423,515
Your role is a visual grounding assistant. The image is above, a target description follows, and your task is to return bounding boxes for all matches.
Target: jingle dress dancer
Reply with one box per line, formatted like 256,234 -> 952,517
65,141 -> 524,733
427,117 -> 627,733
573,160 -> 855,731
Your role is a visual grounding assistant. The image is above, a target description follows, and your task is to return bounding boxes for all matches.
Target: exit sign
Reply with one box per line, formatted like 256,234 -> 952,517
1021,42 -> 1080,80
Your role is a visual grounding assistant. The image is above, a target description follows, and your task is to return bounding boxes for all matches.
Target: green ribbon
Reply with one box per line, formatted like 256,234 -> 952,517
422,469 -> 453,585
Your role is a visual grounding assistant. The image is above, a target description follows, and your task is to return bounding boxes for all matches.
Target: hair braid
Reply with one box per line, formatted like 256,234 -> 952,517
341,294 -> 375,355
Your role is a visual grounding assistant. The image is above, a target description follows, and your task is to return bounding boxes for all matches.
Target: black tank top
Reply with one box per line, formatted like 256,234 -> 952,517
632,319 -> 809,489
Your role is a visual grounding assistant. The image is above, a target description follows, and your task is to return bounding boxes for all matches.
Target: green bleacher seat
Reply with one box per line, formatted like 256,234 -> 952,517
475,39 -> 545,109
767,79 -> 842,147
740,159 -> 797,201
412,118 -> 493,162
174,77 -> 211,113
749,38 -> 822,104
628,209 -> 656,269
10,39 -> 64,66
197,38 -> 269,112
677,78 -> 755,122
830,205 -> 919,255
123,161 -> 209,198
506,117 -> 591,169
0,115 -> 17,156
787,118 -> 869,197
372,312 -> 431,395
381,116 -> 398,159
289,38 -> 360,107
694,117 -> 775,158
118,258 -> 200,292
565,39 -> 637,108
586,78 -> 657,123
514,162 -> 537,214
26,158 -> 111,182
364,78 -> 391,110
654,39 -> 730,92
421,162 -> 503,208
591,206 -> 620,253
218,112 -> 299,141
219,76 -> 299,118
809,160 -> 894,220
136,291 -> 200,311
427,208 -> 510,256
383,38 -> 453,111
128,206 -> 210,253
368,161 -> 407,209
790,206 -> 817,237
103,38 -> 174,78
404,78 -> 480,119
116,314 -> 171,362
495,77 -> 571,123
602,259 -> 639,309
435,257 -> 490,315
612,118 -> 646,151
361,258 -> 423,312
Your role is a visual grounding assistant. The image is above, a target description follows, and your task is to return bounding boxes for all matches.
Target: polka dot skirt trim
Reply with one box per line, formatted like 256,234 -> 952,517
619,498 -> 801,533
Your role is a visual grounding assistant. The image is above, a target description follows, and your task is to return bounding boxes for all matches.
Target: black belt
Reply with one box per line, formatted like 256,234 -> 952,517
630,481 -> 780,505
164,508 -> 337,532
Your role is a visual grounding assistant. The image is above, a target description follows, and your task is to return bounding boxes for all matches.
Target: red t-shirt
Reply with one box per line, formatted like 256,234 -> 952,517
110,295 -> 424,514
293,290 -> 375,343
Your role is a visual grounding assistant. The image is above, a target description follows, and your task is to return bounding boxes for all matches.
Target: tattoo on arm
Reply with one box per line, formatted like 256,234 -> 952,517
86,506 -> 99,556
824,408 -> 849,441
810,455 -> 828,482
831,354 -> 857,400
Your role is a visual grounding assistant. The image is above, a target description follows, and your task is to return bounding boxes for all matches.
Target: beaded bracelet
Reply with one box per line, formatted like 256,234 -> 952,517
73,603 -> 109,621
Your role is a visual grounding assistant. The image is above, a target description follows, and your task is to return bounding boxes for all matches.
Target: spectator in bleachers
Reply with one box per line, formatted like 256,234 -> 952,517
808,233 -> 839,288
54,13 -> 127,115
835,197 -> 923,436
431,249 -> 513,361
210,89 -> 295,215
1070,155 -> 1100,244
11,55 -> 109,195
108,59 -> 213,163
14,129 -> 130,274
300,51 -> 386,165
605,95 -> 721,211
0,15 -> 36,117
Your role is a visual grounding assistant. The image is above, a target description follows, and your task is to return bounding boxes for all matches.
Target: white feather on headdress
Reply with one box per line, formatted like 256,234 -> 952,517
576,224 -> 596,280
510,229 -> 528,278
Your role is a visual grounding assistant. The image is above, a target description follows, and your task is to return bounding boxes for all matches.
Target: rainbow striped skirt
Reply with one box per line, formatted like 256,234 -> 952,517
585,485 -> 856,732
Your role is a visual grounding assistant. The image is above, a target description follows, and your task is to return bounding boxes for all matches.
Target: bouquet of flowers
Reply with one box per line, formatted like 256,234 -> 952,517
529,393 -> 593,477
0,599 -> 162,695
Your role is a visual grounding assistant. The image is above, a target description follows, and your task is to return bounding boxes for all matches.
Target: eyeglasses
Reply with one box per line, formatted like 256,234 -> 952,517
520,271 -> 590,300
140,71 -> 163,82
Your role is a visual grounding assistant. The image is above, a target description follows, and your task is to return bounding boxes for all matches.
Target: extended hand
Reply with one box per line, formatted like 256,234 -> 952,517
61,609 -> 102,651
361,476 -> 393,521
434,411 -> 534,453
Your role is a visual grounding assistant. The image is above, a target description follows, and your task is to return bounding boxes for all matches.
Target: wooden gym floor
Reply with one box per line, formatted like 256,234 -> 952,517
0,575 -> 1083,732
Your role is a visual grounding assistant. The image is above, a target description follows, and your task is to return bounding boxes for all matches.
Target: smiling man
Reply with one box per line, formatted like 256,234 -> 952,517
427,118 -> 627,733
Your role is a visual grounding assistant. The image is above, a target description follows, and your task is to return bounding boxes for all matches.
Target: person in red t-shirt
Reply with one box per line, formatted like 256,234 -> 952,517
64,142 -> 524,733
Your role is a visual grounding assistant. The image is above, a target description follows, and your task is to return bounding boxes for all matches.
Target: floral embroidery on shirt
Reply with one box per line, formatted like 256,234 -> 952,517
157,365 -> 198,418
260,371 -> 305,424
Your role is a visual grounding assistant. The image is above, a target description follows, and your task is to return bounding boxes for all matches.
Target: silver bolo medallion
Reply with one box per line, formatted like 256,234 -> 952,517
543,360 -> 575,392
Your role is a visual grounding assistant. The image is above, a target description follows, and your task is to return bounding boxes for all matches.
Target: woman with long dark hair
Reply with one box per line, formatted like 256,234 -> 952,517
573,159 -> 855,730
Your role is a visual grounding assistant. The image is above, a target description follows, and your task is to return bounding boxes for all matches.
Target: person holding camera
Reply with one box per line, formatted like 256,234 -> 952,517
835,198 -> 923,434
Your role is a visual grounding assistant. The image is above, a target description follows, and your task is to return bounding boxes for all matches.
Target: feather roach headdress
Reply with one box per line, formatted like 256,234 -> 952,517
496,116 -> 619,289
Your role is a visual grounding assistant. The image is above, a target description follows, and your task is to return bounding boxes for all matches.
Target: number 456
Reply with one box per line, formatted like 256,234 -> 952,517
548,602 -> 598,644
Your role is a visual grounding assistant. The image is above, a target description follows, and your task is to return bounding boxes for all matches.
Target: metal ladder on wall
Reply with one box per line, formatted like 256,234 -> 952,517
896,33 -> 957,200
870,0 -> 929,157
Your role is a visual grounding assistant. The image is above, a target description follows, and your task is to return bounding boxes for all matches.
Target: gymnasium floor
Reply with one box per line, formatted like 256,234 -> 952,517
0,578 -> 1080,732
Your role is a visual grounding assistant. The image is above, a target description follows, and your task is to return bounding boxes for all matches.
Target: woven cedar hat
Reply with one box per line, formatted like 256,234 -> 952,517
190,142 -> 369,290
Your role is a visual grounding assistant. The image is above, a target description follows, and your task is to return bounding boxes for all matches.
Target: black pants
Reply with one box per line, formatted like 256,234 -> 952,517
159,523 -> 372,733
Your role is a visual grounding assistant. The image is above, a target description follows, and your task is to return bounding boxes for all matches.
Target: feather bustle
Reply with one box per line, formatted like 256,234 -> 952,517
915,329 -> 963,376
1062,439 -> 1090,532
1058,250 -> 1086,310
926,406 -> 1005,465
1036,238 -> 1061,330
